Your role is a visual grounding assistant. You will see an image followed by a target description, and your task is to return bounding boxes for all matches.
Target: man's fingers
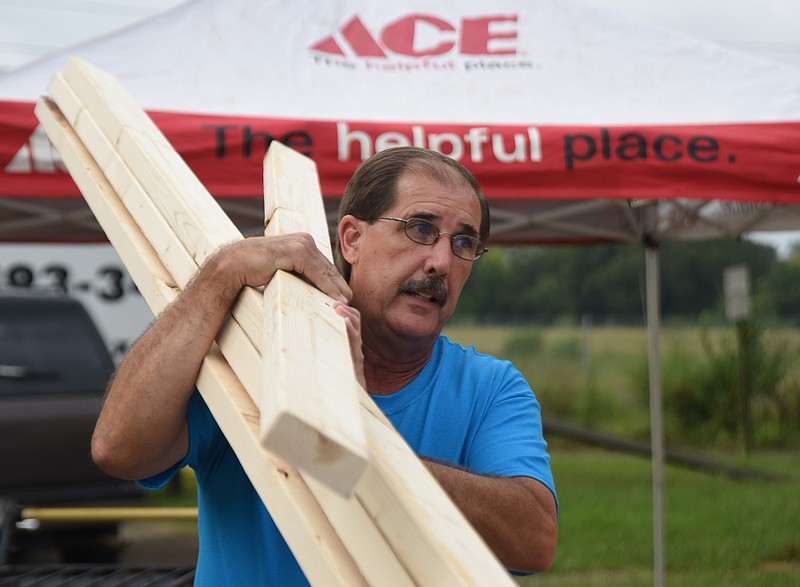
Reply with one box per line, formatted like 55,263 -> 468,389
333,301 -> 366,389
271,234 -> 351,303
303,253 -> 352,303
223,235 -> 351,302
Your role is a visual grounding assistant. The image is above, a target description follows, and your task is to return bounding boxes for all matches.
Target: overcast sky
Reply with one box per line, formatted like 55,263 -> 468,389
2,0 -> 799,253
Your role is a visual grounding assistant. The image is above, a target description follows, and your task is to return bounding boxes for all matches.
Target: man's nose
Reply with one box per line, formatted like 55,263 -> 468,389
423,237 -> 452,275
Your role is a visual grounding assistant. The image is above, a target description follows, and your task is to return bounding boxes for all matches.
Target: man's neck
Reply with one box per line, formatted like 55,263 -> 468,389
362,341 -> 436,396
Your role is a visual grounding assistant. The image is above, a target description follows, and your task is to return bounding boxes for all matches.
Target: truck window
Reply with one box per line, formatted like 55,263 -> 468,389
0,297 -> 114,396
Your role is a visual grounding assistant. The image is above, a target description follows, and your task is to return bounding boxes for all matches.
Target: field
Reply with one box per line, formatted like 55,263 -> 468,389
441,323 -> 800,586
516,451 -> 799,587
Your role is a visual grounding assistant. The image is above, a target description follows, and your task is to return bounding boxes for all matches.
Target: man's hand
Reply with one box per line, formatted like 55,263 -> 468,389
221,234 -> 351,303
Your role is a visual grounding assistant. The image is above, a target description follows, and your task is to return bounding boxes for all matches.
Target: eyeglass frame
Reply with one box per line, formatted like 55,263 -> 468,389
376,217 -> 488,261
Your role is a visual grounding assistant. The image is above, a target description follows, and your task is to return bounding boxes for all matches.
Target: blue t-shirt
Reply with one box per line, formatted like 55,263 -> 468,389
141,335 -> 556,585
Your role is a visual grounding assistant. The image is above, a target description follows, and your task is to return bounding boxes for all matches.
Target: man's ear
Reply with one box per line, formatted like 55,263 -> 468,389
338,215 -> 362,264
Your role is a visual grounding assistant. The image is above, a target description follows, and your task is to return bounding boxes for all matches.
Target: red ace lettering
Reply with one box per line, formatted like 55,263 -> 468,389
381,15 -> 455,57
310,14 -> 518,59
460,16 -> 518,55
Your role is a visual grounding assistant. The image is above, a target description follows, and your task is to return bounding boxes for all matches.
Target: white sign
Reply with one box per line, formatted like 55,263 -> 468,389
723,264 -> 751,321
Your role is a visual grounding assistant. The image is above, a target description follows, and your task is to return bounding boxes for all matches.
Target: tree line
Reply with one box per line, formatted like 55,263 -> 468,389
454,238 -> 800,323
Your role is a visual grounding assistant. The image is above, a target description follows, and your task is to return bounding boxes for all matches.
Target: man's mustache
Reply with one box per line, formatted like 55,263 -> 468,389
399,276 -> 448,306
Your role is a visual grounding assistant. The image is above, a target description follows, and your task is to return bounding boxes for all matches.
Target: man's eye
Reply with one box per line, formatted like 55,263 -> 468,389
452,235 -> 477,254
408,220 -> 437,239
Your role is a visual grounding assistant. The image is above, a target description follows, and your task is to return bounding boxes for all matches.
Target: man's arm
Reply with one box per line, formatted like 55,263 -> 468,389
91,234 -> 352,481
424,460 -> 558,574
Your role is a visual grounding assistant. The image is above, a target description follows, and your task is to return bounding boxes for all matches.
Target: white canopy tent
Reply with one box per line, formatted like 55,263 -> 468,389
1,0 -> 799,244
1,1 -> 799,583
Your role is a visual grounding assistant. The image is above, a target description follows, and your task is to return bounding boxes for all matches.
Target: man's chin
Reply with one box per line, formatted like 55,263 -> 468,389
391,310 -> 449,344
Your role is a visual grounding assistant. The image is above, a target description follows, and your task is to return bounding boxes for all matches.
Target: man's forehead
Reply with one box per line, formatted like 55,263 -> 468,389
394,171 -> 479,209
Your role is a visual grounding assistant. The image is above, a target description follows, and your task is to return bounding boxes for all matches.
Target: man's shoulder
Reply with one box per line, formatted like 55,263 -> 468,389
438,334 -> 506,365
436,335 -> 519,381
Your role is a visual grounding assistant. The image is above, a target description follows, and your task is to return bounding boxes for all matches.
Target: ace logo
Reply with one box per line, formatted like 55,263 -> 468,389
310,14 -> 519,59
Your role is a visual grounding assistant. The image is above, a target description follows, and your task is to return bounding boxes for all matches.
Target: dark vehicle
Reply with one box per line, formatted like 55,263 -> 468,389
0,290 -> 141,562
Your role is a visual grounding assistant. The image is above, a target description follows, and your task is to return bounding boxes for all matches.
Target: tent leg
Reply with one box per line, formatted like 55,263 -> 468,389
646,244 -> 666,587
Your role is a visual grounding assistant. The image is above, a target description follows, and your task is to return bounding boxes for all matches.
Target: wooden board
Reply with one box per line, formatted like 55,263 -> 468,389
34,95 -> 370,587
261,142 -> 368,496
38,56 -> 520,586
51,58 -> 369,496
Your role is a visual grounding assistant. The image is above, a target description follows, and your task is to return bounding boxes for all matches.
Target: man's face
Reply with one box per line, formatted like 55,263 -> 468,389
344,171 -> 482,352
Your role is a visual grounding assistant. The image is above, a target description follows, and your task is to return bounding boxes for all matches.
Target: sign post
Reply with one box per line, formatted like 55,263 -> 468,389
723,265 -> 752,454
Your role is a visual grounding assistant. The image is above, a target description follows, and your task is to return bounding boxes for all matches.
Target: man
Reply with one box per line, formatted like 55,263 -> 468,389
92,146 -> 558,584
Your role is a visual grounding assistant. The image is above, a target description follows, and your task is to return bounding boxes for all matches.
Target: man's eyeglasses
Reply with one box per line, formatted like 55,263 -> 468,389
377,217 -> 487,261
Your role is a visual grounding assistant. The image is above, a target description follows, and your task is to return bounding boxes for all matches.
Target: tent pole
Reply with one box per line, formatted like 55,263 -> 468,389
645,242 -> 666,587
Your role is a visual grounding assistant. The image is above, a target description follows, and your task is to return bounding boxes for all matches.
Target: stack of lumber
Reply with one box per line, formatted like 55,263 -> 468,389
35,57 -> 516,586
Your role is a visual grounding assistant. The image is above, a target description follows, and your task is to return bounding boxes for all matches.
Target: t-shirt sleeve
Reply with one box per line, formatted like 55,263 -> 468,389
466,361 -> 558,509
137,390 -> 218,490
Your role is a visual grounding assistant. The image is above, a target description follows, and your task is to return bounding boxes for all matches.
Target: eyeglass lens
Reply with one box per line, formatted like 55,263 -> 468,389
403,218 -> 484,260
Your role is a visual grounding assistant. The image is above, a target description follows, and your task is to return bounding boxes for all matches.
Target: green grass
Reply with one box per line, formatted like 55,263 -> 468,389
518,451 -> 800,587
